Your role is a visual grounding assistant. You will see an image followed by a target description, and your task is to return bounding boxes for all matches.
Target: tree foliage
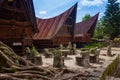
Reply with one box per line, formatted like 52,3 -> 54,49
102,0 -> 120,39
94,20 -> 105,38
82,14 -> 91,21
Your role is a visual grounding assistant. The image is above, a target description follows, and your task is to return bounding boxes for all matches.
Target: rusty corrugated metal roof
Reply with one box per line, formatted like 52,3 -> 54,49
75,13 -> 99,37
33,4 -> 77,40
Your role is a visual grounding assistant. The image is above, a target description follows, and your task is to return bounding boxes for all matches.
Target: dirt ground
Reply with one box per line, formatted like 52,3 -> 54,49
41,47 -> 120,78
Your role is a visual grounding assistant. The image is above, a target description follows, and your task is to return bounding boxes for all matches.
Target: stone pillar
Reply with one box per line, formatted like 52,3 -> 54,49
66,42 -> 72,49
59,44 -> 64,49
25,47 -> 31,60
34,55 -> 42,65
107,45 -> 112,56
96,49 -> 100,63
30,49 -> 35,63
53,50 -> 64,68
73,44 -> 76,55
66,42 -> 73,55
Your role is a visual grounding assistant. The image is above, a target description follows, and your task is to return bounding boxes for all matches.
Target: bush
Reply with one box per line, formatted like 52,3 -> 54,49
84,42 -> 103,49
114,38 -> 120,44
100,56 -> 119,80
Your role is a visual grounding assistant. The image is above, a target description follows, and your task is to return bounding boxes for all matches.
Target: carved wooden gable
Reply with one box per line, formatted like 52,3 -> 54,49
56,3 -> 77,37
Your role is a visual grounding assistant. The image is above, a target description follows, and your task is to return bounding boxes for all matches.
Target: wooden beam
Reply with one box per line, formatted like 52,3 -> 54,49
0,19 -> 31,27
0,0 -> 5,8
2,7 -> 24,13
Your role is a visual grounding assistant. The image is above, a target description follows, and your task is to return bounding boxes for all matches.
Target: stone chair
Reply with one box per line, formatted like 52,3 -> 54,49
76,50 -> 90,67
53,50 -> 64,68
34,54 -> 43,65
89,48 -> 100,63
44,48 -> 53,58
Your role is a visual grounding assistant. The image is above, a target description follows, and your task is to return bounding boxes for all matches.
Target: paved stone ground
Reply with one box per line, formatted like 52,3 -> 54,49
41,47 -> 120,80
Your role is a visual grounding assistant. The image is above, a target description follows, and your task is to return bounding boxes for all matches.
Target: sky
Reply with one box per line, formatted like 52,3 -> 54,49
33,0 -> 120,22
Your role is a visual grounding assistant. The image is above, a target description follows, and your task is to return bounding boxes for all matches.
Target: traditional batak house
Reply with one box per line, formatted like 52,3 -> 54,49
74,13 -> 99,47
33,3 -> 77,48
0,0 -> 38,55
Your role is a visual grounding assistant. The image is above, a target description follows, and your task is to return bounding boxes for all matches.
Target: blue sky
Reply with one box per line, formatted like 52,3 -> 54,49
33,0 -> 120,22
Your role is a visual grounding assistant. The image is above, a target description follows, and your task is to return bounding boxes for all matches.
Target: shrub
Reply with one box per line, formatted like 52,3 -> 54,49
84,43 -> 103,49
114,38 -> 120,44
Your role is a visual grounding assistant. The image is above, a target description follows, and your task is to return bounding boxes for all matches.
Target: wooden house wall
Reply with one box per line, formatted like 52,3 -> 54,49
0,25 -> 33,45
74,34 -> 91,43
34,37 -> 72,48
52,37 -> 72,46
0,0 -> 37,55
33,40 -> 53,48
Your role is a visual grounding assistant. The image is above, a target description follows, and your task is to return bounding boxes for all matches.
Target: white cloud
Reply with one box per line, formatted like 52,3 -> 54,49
80,0 -> 104,6
77,7 -> 81,10
39,11 -> 47,14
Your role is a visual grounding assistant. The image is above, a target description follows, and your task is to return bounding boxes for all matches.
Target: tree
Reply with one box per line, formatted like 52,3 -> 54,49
82,14 -> 91,21
94,20 -> 105,38
102,0 -> 120,39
